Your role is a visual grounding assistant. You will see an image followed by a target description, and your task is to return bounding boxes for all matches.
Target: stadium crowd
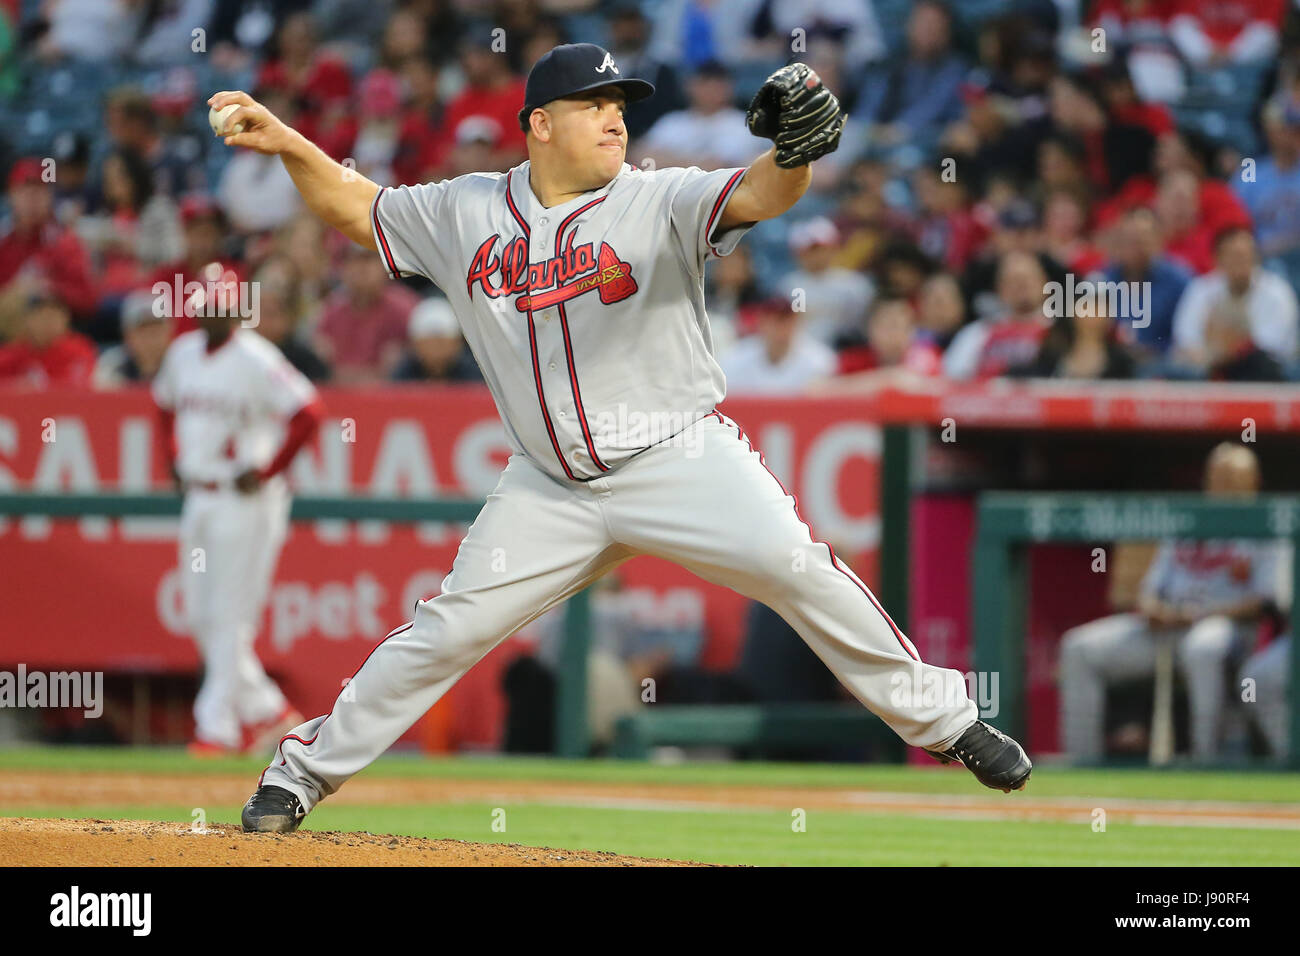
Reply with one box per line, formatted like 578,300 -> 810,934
2,0 -> 1300,394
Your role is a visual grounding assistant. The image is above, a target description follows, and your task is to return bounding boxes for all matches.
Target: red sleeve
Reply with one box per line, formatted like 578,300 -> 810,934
258,396 -> 324,481
156,406 -> 177,467
43,232 -> 98,318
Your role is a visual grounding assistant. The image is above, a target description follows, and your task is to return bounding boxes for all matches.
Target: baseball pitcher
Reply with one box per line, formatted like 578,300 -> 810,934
213,43 -> 1031,833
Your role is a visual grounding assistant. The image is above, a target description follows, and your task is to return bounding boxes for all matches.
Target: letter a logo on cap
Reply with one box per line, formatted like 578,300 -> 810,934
596,52 -> 619,75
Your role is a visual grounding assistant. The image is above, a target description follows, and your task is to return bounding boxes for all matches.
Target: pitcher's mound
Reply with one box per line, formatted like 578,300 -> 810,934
0,817 -> 700,866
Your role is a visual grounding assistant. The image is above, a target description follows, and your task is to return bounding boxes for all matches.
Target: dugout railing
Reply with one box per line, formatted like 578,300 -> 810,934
973,492 -> 1300,768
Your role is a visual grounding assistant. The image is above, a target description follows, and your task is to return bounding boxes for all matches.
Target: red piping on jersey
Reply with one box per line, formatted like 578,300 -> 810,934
705,169 -> 747,258
259,620 -> 416,786
372,187 -> 401,279
506,171 -> 579,481
555,196 -> 610,471
711,411 -> 921,662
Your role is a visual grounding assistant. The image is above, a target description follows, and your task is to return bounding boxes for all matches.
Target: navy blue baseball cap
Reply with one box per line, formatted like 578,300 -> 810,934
518,43 -> 655,132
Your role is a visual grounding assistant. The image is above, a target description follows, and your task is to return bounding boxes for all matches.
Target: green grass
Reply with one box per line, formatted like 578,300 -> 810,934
1,746 -> 1298,802
8,802 -> 1297,866
4,747 -> 1298,865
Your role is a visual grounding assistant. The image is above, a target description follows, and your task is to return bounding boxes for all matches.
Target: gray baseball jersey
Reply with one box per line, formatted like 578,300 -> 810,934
258,160 -> 986,814
369,160 -> 751,481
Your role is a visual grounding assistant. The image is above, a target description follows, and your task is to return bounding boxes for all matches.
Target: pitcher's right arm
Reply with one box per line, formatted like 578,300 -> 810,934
208,90 -> 379,250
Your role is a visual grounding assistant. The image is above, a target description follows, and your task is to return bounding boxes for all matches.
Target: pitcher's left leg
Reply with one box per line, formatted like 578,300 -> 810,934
606,415 -> 978,753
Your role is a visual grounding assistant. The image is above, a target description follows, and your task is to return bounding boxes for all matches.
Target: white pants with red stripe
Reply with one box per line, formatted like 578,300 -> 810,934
181,484 -> 291,748
261,414 -> 977,810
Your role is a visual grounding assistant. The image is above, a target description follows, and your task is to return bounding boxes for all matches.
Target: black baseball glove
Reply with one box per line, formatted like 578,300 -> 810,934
746,63 -> 846,169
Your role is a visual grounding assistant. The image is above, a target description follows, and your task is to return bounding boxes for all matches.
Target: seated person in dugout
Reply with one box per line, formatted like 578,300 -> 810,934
1058,443 -> 1289,761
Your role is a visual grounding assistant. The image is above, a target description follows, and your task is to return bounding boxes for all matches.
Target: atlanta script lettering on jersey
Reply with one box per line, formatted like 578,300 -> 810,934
465,233 -> 638,312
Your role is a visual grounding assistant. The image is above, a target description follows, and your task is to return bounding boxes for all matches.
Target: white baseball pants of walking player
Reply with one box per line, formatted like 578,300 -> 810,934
180,484 -> 292,748
261,414 -> 978,811
1059,612 -> 1252,760
1238,635 -> 1291,758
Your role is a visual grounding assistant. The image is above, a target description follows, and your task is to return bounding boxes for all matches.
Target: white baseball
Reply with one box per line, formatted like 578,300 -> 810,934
208,103 -> 246,136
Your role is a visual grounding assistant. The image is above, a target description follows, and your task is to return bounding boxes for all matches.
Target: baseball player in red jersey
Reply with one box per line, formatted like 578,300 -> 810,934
154,308 -> 324,755
209,44 -> 1032,834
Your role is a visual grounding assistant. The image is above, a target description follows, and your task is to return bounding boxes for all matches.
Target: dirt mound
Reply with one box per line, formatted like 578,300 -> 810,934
0,818 -> 700,867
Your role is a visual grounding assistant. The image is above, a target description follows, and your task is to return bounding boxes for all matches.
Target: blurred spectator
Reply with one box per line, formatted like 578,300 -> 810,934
1048,72 -> 1154,197
1059,443 -> 1286,761
276,214 -> 331,321
830,297 -> 943,383
853,0 -> 967,149
0,159 -> 98,336
93,290 -> 174,387
639,61 -> 760,170
1098,60 -> 1175,140
831,159 -> 914,272
916,271 -> 967,352
444,116 -> 508,179
747,0 -> 886,68
1036,132 -> 1092,200
134,0 -> 215,65
33,0 -> 138,61
376,5 -> 429,68
205,0 -> 290,70
778,217 -> 874,347
250,256 -> 331,382
1088,0 -> 1185,103
1103,206 -> 1191,356
940,73 -> 1038,191
217,88 -> 304,233
517,16 -> 569,81
49,131 -> 94,226
1171,227 -> 1299,367
1041,189 -> 1104,276
648,0 -> 763,69
314,243 -> 418,383
873,239 -> 934,301
703,242 -> 763,355
960,198 -> 1064,321
442,39 -> 528,167
1167,0 -> 1283,67
1097,128 -> 1252,248
103,87 -> 207,199
911,165 -> 989,274
345,69 -> 406,186
77,147 -> 184,299
608,2 -> 687,139
1233,100 -> 1300,262
148,197 -> 245,337
945,250 -> 1050,380
1238,633 -> 1290,760
256,11 -> 354,159
1204,296 -> 1287,382
1156,168 -> 1222,274
392,55 -> 449,185
1010,293 -> 1137,380
390,296 -> 481,383
0,286 -> 96,386
719,297 -> 835,394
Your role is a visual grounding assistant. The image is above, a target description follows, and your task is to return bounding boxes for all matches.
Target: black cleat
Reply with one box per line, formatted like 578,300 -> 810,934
241,785 -> 306,833
930,720 -> 1032,793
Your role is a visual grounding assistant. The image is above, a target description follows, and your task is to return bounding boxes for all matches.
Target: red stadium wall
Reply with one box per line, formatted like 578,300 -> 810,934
0,386 -> 882,748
